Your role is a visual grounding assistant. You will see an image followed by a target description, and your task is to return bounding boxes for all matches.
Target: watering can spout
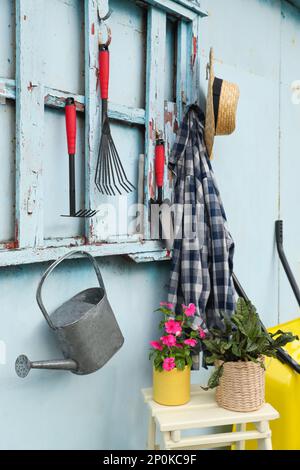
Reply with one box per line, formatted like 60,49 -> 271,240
15,355 -> 78,378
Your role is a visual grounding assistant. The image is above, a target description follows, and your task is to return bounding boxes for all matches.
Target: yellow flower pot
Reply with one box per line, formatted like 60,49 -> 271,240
153,366 -> 191,406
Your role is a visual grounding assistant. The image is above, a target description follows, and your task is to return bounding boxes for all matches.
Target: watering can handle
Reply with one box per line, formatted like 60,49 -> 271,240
36,250 -> 106,329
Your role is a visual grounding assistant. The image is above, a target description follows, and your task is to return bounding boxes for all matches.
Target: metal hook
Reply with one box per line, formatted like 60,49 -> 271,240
98,23 -> 112,48
97,2 -> 112,47
155,129 -> 164,141
97,0 -> 113,22
98,8 -> 113,22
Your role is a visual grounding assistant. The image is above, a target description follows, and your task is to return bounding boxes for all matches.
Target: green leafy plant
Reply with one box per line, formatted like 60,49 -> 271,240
203,298 -> 299,389
149,302 -> 206,372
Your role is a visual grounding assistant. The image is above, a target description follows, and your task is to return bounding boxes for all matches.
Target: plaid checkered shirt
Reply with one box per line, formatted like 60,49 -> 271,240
168,106 -> 236,331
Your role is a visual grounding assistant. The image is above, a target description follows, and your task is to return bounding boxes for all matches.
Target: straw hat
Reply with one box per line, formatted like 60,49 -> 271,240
205,48 -> 240,158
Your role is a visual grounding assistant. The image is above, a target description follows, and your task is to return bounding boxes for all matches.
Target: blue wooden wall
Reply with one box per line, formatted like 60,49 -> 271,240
0,0 -> 300,449
199,0 -> 300,327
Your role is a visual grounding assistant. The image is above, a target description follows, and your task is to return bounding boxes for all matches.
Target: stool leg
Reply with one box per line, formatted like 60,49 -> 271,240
162,431 -> 171,450
147,414 -> 156,450
235,423 -> 246,450
261,436 -> 272,451
171,430 -> 181,443
256,421 -> 272,450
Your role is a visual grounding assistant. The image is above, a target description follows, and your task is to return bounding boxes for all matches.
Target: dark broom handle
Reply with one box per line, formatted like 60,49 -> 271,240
275,220 -> 300,307
68,154 -> 76,215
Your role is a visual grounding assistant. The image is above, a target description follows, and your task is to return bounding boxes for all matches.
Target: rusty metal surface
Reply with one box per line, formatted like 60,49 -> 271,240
16,250 -> 124,377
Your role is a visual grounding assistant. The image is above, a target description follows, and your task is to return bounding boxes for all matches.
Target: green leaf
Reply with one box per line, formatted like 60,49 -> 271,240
205,355 -> 217,365
246,340 -> 259,353
186,356 -> 193,367
174,351 -> 185,360
232,342 -> 241,358
153,355 -> 163,370
202,365 -> 224,390
175,358 -> 186,370
156,307 -> 174,316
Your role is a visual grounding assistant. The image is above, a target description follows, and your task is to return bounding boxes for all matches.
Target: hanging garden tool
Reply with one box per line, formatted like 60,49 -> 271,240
150,138 -> 165,235
155,138 -> 165,205
150,138 -> 172,244
62,98 -> 97,218
95,23 -> 135,196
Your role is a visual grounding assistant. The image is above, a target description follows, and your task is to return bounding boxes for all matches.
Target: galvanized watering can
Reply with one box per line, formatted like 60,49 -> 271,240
15,250 -> 124,378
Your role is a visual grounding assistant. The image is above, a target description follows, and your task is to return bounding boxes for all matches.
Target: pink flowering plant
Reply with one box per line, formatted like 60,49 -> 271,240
149,302 -> 206,372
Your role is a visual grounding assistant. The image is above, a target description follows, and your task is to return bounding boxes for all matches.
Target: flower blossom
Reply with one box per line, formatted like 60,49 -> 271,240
150,341 -> 163,351
165,319 -> 182,336
160,335 -> 177,347
163,357 -> 175,371
160,302 -> 174,309
184,338 -> 197,347
198,327 -> 206,339
182,303 -> 196,317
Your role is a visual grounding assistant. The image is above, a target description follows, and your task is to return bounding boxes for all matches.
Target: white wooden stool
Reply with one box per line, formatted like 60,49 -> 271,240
142,385 -> 279,450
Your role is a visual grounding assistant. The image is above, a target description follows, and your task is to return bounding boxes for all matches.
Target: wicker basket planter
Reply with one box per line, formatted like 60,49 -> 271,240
216,359 -> 265,412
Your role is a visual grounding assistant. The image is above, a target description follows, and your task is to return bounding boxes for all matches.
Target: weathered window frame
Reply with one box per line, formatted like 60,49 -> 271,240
0,0 -> 207,267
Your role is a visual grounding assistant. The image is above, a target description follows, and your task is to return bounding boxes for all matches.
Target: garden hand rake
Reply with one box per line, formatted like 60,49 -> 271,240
62,98 -> 97,218
95,38 -> 135,196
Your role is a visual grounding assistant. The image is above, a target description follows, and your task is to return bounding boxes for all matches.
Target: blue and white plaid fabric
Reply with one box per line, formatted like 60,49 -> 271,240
168,106 -> 236,330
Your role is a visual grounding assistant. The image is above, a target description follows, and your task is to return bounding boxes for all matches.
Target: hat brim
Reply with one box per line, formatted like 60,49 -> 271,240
204,49 -> 240,158
215,81 -> 240,136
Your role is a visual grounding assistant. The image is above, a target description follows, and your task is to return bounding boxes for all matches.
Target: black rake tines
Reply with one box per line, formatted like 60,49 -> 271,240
61,209 -> 98,219
95,118 -> 135,196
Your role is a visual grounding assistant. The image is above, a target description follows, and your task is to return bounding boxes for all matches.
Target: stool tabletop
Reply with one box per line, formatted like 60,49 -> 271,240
142,385 -> 279,432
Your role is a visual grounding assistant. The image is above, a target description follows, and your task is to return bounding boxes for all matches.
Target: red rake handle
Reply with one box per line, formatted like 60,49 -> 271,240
99,47 -> 110,100
155,140 -> 165,188
65,97 -> 77,155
